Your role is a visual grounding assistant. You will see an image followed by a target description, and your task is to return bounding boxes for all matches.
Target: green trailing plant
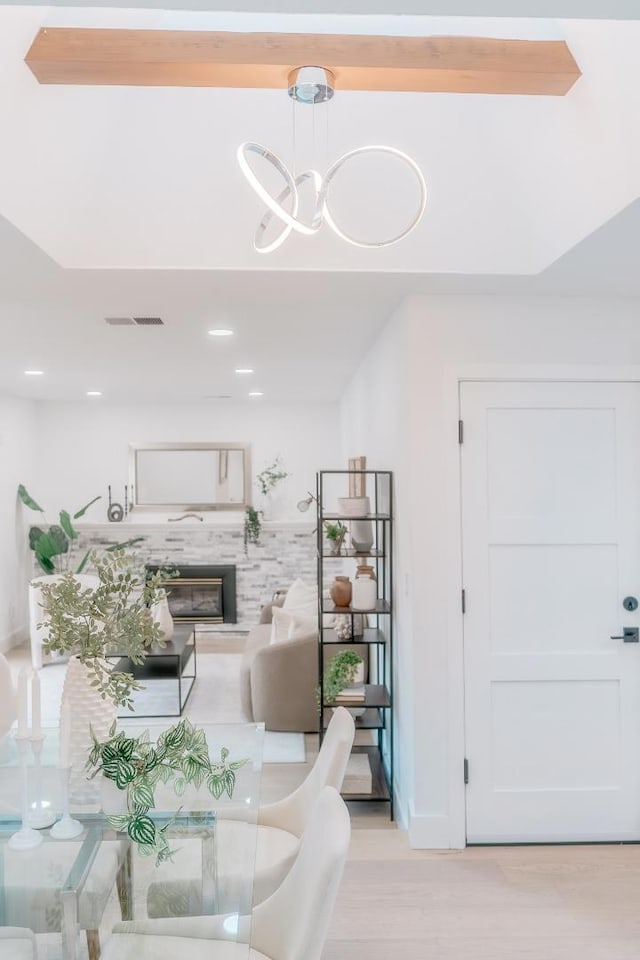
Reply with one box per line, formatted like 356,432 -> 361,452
18,483 -> 142,574
243,506 -> 262,551
38,550 -> 172,709
255,457 -> 289,498
322,650 -> 364,705
87,718 -> 248,865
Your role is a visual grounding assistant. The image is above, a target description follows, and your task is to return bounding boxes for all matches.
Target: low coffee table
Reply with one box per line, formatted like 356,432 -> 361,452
109,624 -> 197,718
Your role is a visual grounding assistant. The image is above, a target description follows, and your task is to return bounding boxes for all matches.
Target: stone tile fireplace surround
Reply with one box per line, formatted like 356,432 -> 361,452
50,521 -> 316,631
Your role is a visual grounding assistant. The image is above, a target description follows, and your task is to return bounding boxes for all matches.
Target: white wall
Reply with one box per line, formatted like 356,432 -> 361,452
32,400 -> 339,524
0,396 -> 36,650
342,294 -> 640,846
407,294 -> 640,847
340,304 -> 414,826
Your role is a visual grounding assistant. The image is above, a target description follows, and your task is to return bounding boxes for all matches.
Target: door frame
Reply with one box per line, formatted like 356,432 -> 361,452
445,365 -> 640,848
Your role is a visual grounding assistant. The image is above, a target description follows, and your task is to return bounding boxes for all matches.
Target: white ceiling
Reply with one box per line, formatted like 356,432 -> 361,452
5,1 -> 640,18
0,5 -> 639,402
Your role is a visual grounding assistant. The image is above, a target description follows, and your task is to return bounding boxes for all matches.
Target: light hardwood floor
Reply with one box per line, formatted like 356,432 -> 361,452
8,645 -> 640,958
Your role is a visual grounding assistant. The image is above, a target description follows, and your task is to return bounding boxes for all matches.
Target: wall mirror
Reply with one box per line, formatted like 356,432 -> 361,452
130,443 -> 251,510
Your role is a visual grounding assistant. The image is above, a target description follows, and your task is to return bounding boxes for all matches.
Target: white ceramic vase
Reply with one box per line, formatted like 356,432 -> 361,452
350,519 -> 374,554
337,496 -> 370,518
62,656 -> 118,804
151,595 -> 174,642
341,661 -> 366,718
351,575 -> 377,611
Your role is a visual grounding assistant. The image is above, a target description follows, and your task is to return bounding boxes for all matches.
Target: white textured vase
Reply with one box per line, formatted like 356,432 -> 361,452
151,595 -> 174,641
62,656 -> 117,804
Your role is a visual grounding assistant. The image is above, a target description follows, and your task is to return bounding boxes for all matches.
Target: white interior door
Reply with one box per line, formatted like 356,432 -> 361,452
461,381 -> 640,842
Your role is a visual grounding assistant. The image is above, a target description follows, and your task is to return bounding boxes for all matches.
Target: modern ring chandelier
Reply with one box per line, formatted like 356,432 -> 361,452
237,66 -> 427,254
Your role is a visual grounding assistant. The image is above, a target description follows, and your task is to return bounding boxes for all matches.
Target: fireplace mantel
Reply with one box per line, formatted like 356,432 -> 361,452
66,520 -> 316,629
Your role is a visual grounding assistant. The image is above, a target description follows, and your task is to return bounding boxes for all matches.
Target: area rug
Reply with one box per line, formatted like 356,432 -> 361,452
33,654 -> 306,764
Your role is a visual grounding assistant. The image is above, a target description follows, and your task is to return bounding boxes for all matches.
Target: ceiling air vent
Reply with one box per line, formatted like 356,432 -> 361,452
105,317 -> 134,326
133,317 -> 164,326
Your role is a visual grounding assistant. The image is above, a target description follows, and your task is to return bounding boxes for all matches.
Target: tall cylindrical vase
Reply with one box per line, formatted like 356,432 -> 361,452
61,656 -> 117,804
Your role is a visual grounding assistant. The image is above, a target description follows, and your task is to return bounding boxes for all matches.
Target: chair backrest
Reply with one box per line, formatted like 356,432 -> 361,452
251,786 -> 350,960
259,706 -> 355,836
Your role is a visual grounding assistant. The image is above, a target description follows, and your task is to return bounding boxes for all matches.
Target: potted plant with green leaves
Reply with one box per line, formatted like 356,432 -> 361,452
321,650 -> 365,718
324,520 -> 347,556
19,483 -> 143,670
87,718 -> 248,865
18,484 -> 102,575
38,550 -> 170,801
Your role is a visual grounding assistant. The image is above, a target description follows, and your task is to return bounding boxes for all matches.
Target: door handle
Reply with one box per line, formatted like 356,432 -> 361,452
611,627 -> 640,643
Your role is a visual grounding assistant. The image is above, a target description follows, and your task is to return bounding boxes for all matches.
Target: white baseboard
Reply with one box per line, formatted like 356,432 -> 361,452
408,803 -> 464,849
0,626 -> 27,655
393,783 -> 408,831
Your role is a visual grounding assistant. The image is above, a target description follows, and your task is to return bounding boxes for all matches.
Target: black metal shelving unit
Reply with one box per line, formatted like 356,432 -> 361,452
316,469 -> 394,818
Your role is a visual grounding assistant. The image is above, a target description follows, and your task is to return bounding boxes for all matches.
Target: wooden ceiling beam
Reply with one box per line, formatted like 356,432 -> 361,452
24,29 -> 581,96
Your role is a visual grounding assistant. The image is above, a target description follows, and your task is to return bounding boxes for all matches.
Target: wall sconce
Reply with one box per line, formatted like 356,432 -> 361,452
296,492 -> 317,512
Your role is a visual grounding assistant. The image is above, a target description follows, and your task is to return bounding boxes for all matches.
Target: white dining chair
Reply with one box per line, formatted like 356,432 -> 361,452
0,927 -> 36,960
147,706 -> 355,916
103,785 -> 351,960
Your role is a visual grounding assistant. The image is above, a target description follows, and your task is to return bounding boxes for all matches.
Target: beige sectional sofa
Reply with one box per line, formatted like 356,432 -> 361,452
240,601 -> 369,732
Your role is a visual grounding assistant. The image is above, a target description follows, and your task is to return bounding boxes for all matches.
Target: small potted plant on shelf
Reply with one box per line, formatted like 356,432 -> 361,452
321,651 -> 365,711
87,718 -> 248,865
324,520 -> 347,556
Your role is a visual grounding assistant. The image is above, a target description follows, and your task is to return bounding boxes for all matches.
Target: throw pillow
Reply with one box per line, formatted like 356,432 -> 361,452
270,606 -> 317,645
281,578 -> 317,624
283,578 -> 317,612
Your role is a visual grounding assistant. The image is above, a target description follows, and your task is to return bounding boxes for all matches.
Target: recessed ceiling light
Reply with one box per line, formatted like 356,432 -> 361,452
235,368 -> 254,375
86,391 -> 102,397
249,391 -> 264,397
208,328 -> 234,337
24,370 -> 44,376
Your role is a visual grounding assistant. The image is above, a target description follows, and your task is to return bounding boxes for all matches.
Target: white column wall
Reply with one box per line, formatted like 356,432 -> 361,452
0,396 -> 36,651
340,304 -> 414,826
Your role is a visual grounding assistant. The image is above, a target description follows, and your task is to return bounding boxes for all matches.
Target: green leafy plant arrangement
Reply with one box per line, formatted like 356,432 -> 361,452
322,650 -> 364,704
255,457 -> 289,498
243,506 -> 262,551
87,718 -> 248,865
18,483 -> 142,574
38,550 -> 172,708
18,484 -> 102,574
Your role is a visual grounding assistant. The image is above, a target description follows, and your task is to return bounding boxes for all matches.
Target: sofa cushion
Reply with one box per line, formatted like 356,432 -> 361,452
270,606 -> 317,645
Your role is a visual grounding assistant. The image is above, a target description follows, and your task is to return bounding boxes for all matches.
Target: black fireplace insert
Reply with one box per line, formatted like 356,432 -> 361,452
146,564 -> 237,624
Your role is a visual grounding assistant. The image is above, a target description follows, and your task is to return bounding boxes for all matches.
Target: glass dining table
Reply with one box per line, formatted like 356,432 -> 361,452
0,720 -> 264,960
